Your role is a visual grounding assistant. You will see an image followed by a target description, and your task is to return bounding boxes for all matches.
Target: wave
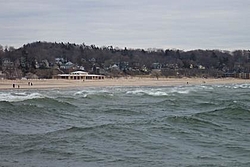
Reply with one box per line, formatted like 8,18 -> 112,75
66,126 -> 95,132
0,101 -> 14,108
125,87 -> 190,97
102,108 -> 141,116
23,97 -> 77,109
47,120 -> 148,135
73,90 -> 89,97
125,86 -> 213,97
169,87 -> 192,94
58,85 -> 217,99
48,123 -> 120,135
0,92 -> 45,102
126,89 -> 169,96
73,89 -> 115,99
201,107 -> 250,119
166,115 -> 222,128
0,97 -> 77,118
215,83 -> 250,89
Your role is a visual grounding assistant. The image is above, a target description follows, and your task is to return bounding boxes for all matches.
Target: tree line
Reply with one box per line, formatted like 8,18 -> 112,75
0,41 -> 250,79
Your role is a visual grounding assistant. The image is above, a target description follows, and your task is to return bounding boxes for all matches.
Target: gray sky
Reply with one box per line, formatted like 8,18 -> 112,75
0,0 -> 249,50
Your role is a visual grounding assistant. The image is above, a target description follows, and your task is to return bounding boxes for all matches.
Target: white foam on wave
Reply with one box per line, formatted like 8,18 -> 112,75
74,90 -> 85,96
170,85 -> 214,94
233,84 -> 250,89
126,89 -> 169,96
170,87 -> 191,94
0,92 -> 44,102
73,89 -> 113,98
199,85 -> 214,90
147,90 -> 168,96
126,89 -> 144,95
215,83 -> 250,89
73,90 -> 89,98
174,89 -> 190,94
126,86 -> 199,96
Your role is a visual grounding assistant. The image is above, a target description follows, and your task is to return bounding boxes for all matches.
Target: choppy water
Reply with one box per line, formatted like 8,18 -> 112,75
1,84 -> 250,167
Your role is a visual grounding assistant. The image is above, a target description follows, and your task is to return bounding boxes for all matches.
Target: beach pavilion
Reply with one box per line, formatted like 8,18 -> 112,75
54,71 -> 105,80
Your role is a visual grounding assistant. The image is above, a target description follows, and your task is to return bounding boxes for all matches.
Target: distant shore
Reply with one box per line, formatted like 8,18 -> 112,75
0,77 -> 250,90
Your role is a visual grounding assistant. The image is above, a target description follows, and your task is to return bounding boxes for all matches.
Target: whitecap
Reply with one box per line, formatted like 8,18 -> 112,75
170,87 -> 190,94
126,89 -> 145,95
126,89 -> 168,96
146,90 -> 168,96
218,83 -> 250,89
0,92 -> 44,102
73,90 -> 85,96
176,90 -> 190,94
199,85 -> 214,90
238,84 -> 250,89
73,88 -> 114,98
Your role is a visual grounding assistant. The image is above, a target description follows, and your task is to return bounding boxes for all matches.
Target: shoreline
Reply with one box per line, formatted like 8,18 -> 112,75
1,77 -> 250,90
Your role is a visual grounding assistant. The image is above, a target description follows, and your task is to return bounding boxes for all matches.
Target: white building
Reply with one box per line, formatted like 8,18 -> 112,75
54,71 -> 105,80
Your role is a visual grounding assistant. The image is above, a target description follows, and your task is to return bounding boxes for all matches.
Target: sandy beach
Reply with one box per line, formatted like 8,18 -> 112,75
1,77 -> 250,90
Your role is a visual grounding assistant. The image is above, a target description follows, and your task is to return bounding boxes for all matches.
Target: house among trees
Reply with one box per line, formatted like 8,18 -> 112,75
152,63 -> 162,69
40,59 -> 50,68
0,71 -> 6,79
2,58 -> 14,71
1,58 -> 22,79
55,58 -> 65,65
60,61 -> 75,70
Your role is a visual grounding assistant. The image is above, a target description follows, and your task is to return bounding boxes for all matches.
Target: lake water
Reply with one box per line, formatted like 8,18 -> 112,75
0,84 -> 250,166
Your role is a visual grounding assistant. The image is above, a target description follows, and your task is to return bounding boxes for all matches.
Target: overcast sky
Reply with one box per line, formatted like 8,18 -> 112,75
0,0 -> 249,50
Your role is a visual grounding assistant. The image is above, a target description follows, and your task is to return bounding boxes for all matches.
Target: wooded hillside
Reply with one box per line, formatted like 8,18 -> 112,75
0,41 -> 249,79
